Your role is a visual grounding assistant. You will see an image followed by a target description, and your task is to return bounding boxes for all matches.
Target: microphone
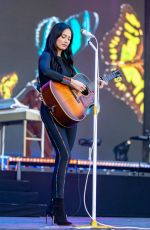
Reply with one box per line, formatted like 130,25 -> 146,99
81,29 -> 95,38
26,79 -> 38,87
30,79 -> 37,84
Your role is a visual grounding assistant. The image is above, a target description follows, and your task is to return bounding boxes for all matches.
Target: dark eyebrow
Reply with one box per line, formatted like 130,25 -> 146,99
62,33 -> 71,39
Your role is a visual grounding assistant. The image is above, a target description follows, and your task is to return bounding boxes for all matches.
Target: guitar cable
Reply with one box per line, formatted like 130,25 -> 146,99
83,143 -> 94,220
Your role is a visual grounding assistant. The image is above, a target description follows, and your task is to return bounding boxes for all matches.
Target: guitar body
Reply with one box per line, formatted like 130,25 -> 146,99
41,71 -> 121,127
41,74 -> 94,127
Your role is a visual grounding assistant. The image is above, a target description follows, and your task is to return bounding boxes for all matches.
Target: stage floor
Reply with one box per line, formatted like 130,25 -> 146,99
0,217 -> 150,230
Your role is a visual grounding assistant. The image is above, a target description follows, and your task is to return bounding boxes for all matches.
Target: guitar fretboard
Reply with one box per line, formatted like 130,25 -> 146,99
103,70 -> 121,82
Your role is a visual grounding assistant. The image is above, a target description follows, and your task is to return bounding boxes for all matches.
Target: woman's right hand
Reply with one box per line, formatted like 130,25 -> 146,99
70,79 -> 86,92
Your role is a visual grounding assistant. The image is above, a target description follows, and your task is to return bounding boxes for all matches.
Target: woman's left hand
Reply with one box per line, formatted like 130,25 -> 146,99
99,79 -> 107,89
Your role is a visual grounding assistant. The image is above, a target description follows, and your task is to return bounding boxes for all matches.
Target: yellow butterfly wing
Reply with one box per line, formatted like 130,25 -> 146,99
100,4 -> 144,123
0,73 -> 18,99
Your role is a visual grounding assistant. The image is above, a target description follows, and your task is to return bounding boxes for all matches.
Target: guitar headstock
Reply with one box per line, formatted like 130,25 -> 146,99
112,69 -> 122,81
102,69 -> 122,83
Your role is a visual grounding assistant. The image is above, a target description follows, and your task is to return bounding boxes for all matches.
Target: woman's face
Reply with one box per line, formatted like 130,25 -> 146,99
56,28 -> 72,54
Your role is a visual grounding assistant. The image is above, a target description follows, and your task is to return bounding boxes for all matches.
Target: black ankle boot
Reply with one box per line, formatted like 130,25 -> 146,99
45,199 -> 54,224
52,198 -> 72,226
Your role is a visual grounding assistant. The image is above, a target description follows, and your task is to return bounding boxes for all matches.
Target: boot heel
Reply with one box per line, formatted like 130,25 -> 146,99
45,199 -> 54,225
52,215 -> 55,225
45,214 -> 48,224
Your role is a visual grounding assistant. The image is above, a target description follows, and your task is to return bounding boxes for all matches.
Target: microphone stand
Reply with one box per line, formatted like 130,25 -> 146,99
15,80 -> 37,99
12,80 -> 38,109
79,37 -> 109,229
88,38 -> 99,228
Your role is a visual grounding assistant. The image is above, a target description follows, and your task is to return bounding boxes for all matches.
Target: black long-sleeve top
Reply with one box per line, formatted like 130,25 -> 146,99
38,51 -> 72,87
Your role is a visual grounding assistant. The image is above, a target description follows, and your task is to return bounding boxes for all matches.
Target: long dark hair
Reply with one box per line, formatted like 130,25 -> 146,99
44,22 -> 75,76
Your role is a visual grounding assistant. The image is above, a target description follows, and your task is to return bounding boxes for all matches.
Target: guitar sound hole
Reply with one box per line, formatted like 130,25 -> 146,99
82,88 -> 88,95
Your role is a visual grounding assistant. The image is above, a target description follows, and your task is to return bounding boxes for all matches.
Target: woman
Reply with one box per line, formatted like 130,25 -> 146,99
39,22 -> 87,226
39,22 -> 105,226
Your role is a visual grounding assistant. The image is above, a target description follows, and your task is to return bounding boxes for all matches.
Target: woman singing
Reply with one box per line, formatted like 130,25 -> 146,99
39,22 -> 86,226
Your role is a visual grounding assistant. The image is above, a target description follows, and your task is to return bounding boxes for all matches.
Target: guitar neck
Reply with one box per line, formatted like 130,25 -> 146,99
102,70 -> 121,82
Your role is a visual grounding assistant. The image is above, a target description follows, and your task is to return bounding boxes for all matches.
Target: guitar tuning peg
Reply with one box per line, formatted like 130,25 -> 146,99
115,76 -> 122,82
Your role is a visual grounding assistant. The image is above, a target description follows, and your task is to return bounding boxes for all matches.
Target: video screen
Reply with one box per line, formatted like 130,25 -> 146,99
0,0 -> 144,161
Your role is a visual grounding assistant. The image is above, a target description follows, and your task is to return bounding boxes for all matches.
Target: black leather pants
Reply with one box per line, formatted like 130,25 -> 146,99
40,103 -> 77,198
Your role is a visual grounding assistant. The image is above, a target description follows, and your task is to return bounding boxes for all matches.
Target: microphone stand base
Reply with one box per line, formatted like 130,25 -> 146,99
74,219 -> 111,229
91,219 -> 110,228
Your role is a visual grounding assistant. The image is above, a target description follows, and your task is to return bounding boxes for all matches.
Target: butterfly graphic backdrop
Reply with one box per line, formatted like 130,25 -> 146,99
0,10 -> 99,99
35,10 -> 99,56
100,4 -> 144,123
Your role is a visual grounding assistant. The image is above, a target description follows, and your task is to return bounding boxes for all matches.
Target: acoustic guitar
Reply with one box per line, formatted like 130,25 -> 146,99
41,70 -> 121,127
